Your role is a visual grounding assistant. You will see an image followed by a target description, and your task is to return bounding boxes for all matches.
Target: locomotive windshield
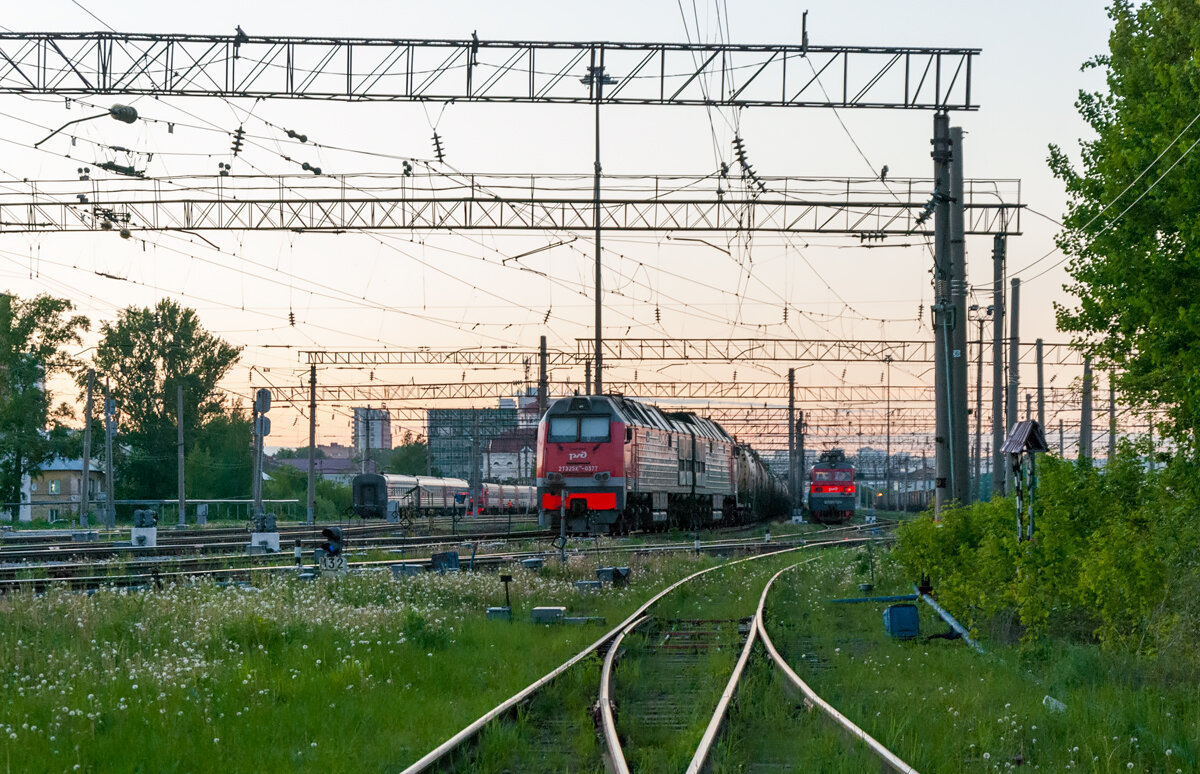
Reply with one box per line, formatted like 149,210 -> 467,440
834,471 -> 853,481
548,415 -> 611,443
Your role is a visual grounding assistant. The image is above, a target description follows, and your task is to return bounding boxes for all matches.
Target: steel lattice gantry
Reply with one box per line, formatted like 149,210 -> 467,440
301,348 -> 575,367
0,34 -> 978,109
0,173 -> 1020,235
577,337 -> 1079,365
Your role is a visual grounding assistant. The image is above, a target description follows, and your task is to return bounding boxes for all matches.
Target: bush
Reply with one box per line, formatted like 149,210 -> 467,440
894,445 -> 1196,662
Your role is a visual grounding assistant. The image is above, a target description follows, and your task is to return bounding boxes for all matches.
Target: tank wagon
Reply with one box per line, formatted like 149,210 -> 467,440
536,394 -> 785,535
808,448 -> 857,524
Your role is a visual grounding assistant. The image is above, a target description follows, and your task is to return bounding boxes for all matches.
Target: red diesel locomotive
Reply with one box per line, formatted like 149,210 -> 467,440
536,394 -> 783,535
807,448 -> 857,524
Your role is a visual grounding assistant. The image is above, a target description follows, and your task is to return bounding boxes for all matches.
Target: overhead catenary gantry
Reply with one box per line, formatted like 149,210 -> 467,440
0,34 -> 977,109
2,28 -> 1005,512
0,172 -> 1020,236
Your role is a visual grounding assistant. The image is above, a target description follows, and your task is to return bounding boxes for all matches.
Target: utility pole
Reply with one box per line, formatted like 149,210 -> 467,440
471,412 -> 481,518
1026,393 -> 1032,421
990,234 -> 1006,497
796,409 -> 805,514
103,381 -> 115,528
931,112 -> 953,517
1036,338 -> 1045,430
1059,419 -> 1065,458
1108,375 -> 1116,463
584,362 -> 592,396
949,125 -> 970,507
538,335 -> 549,417
176,384 -> 186,528
80,369 -> 94,527
788,368 -> 797,516
973,316 -> 984,502
1005,277 -> 1020,493
583,54 -> 614,396
307,364 -> 316,525
884,355 -> 892,511
1080,356 -> 1093,462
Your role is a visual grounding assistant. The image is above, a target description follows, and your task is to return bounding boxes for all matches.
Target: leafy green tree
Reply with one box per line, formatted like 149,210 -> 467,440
376,431 -> 429,475
92,300 -> 240,500
185,410 -> 253,500
261,464 -> 349,519
1049,0 -> 1200,449
0,293 -> 88,508
274,446 -> 325,460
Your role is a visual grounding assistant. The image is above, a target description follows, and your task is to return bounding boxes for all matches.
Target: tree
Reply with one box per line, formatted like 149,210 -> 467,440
1049,0 -> 1200,450
185,410 -> 253,500
274,446 -> 326,460
92,300 -> 240,500
376,431 -> 429,475
0,293 -> 89,509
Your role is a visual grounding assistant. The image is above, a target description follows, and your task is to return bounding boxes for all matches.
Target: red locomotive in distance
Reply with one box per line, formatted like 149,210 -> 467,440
807,448 -> 857,524
536,394 -> 785,535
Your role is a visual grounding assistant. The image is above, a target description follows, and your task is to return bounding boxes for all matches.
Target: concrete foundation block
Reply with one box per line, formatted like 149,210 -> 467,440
520,558 -> 544,571
248,531 -> 280,553
486,606 -> 513,621
391,563 -> 425,578
130,526 -> 158,548
531,606 -> 565,624
575,580 -> 602,593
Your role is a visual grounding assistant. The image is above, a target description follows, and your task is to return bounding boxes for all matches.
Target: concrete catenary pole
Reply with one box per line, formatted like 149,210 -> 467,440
991,235 -> 1006,496
796,409 -> 805,512
788,368 -> 797,515
974,319 -> 983,502
80,369 -> 94,526
177,384 -> 186,527
1006,278 -> 1020,493
1036,339 -> 1045,430
538,335 -> 549,417
931,112 -> 953,517
103,380 -> 115,528
307,364 -> 316,525
1108,376 -> 1117,463
949,126 -> 970,506
1080,356 -> 1093,462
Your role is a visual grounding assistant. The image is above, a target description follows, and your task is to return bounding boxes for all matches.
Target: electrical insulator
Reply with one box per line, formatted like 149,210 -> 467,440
288,310 -> 295,326
432,132 -> 445,162
231,126 -> 245,156
783,306 -> 789,323
654,305 -> 661,324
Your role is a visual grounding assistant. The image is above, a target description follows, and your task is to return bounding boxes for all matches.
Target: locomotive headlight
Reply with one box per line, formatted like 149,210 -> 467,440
593,471 -> 611,483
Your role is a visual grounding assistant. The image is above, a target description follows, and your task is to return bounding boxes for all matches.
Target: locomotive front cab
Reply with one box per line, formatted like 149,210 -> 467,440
537,395 -> 627,534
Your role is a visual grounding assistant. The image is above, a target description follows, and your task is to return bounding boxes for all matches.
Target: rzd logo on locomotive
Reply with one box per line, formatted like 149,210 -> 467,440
568,451 -> 588,461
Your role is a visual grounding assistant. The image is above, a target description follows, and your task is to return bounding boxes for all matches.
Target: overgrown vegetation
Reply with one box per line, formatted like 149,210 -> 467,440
894,448 -> 1200,662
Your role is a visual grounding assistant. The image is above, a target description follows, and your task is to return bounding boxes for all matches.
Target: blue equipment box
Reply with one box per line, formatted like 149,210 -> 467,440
882,604 -> 920,639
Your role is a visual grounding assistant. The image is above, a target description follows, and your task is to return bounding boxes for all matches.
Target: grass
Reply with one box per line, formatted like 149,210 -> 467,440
0,548 -> 750,773
761,547 -> 1200,773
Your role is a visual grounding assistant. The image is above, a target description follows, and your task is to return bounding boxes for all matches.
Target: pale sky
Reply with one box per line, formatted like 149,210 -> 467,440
0,1 -> 1116,452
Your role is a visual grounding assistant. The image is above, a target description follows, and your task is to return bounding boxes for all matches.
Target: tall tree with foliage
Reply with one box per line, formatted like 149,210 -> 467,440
93,299 -> 240,500
1049,0 -> 1200,449
0,293 -> 89,509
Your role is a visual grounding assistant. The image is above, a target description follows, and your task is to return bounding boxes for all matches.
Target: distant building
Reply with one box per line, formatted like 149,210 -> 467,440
427,407 -> 518,480
483,427 -> 537,483
318,442 -> 353,459
353,407 -> 392,453
22,458 -> 107,523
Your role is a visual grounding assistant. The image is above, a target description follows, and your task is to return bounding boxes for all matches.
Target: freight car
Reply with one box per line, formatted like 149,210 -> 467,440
536,394 -> 785,535
351,473 -> 534,520
807,448 -> 856,524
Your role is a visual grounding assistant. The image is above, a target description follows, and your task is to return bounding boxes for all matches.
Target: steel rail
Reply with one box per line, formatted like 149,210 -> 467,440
401,533 -> 887,773
399,541 -> 827,774
597,615 -> 648,774
684,553 -> 822,774
756,563 -> 919,774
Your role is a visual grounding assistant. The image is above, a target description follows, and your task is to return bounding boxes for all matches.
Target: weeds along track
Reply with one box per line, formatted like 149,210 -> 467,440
402,534 -> 890,774
0,520 -> 892,593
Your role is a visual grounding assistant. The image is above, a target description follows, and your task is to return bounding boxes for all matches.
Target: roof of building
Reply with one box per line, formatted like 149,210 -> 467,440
270,456 -> 370,475
487,427 -> 537,453
37,457 -> 105,474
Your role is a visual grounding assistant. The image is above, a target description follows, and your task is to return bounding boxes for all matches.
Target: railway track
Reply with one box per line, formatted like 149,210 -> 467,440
0,517 -> 542,563
399,528 -> 906,774
0,521 -> 889,593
